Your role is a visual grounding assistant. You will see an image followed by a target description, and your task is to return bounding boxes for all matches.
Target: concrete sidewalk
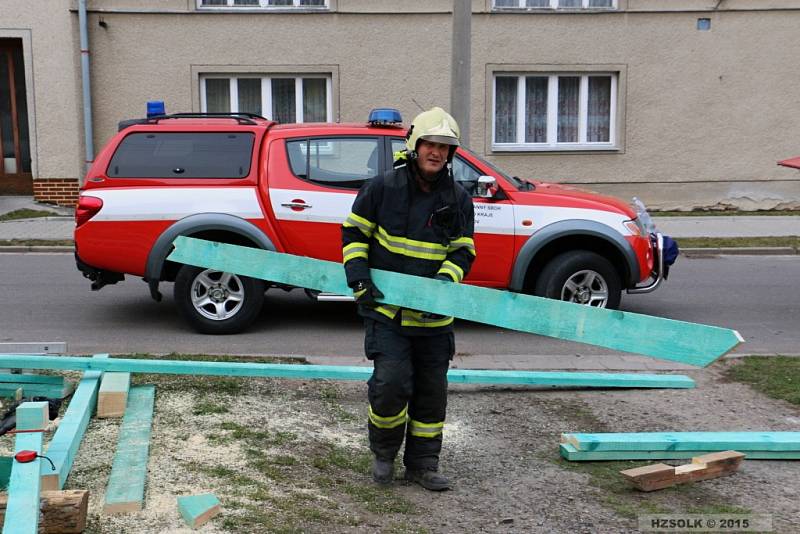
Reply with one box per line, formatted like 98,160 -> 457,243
2,195 -> 799,244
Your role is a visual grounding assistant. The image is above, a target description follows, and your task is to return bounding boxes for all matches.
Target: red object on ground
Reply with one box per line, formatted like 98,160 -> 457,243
14,450 -> 37,463
778,156 -> 800,169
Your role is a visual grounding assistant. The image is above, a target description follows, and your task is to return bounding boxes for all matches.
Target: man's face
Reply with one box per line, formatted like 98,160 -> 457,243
416,140 -> 450,178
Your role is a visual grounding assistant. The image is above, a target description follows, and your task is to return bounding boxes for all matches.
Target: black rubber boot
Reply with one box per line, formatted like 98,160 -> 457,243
404,469 -> 451,491
372,457 -> 394,485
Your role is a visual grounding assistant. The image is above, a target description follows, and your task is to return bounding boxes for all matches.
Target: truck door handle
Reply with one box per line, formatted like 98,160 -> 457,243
281,201 -> 313,210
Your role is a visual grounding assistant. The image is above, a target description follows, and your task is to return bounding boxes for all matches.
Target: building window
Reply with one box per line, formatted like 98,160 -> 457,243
198,0 -> 327,8
493,73 -> 617,151
493,0 -> 615,9
201,75 -> 332,123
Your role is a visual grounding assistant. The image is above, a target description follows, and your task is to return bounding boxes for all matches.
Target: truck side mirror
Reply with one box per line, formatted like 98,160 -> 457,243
475,176 -> 498,199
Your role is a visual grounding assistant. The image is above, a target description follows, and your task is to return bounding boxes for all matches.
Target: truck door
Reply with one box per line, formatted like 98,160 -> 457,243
266,136 -> 383,261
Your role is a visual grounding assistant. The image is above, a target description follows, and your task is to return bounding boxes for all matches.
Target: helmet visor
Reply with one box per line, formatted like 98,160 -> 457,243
418,134 -> 460,147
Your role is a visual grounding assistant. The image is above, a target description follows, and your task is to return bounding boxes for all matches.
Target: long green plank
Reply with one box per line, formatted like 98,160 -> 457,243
167,237 -> 742,367
559,443 -> 800,461
0,373 -> 64,385
3,402 -> 48,534
41,354 -> 107,491
563,432 -> 800,452
0,355 -> 695,389
104,385 -> 156,514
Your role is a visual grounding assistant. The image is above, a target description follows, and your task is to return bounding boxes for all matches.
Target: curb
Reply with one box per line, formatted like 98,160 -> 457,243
681,247 -> 798,256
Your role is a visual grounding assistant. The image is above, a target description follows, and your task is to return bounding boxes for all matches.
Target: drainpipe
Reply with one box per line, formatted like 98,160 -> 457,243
450,0 -> 471,147
79,0 -> 95,178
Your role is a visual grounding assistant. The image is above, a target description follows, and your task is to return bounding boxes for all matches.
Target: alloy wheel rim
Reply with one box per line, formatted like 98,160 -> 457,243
560,269 -> 609,308
190,269 -> 245,321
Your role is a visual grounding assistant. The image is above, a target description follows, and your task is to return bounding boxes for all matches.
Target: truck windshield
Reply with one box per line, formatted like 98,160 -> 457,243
459,146 -> 525,190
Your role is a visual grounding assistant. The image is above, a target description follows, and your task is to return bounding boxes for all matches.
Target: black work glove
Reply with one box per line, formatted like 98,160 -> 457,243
434,274 -> 452,282
352,279 -> 384,307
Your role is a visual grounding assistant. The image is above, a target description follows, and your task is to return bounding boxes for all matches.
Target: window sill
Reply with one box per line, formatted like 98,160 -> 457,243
492,144 -> 619,153
196,7 -> 330,13
492,8 -> 617,13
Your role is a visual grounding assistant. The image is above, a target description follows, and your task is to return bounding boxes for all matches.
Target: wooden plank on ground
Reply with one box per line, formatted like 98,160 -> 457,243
562,431 -> 800,452
41,354 -> 108,491
103,385 -> 156,515
0,355 -> 697,389
97,372 -> 131,418
2,401 -> 48,534
559,443 -> 799,461
621,450 -> 745,491
167,236 -> 743,367
0,381 -> 72,399
0,373 -> 64,385
0,490 -> 89,534
178,493 -> 221,529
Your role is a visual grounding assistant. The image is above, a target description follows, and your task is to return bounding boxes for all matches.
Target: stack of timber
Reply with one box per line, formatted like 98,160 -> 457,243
560,432 -> 800,461
620,451 -> 745,491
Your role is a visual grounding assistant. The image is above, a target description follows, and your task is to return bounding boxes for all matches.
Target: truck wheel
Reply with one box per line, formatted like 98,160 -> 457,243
174,265 -> 264,334
534,250 -> 622,309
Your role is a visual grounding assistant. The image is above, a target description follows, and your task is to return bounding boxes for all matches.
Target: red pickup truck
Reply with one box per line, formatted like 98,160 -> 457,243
75,109 -> 670,334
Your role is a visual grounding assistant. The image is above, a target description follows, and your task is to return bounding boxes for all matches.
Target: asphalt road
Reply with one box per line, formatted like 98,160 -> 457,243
1,253 -> 798,359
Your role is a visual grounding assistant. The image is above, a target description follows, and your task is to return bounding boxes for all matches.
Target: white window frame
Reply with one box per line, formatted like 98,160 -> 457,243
197,0 -> 328,10
492,72 -> 617,152
493,0 -> 616,9
200,75 -> 333,123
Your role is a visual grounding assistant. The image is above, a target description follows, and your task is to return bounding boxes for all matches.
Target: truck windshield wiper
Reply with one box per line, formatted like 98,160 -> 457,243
516,177 -> 535,191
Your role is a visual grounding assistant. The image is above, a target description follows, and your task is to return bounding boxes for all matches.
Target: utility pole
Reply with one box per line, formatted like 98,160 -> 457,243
451,0 -> 471,147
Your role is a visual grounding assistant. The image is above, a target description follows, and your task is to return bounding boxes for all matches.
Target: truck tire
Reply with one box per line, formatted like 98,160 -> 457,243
534,250 -> 622,309
174,265 -> 265,334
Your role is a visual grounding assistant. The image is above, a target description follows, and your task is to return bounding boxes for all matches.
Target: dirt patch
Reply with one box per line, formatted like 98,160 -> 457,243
3,361 -> 799,533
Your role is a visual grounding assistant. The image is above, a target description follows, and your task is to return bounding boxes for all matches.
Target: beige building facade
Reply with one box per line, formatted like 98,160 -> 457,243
1,0 -> 799,209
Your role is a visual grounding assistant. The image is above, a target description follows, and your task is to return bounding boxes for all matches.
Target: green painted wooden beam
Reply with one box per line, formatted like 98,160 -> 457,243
0,373 -> 64,385
0,354 -> 695,389
0,382 -> 68,398
0,456 -> 13,491
3,402 -> 48,534
167,237 -> 743,367
178,493 -> 222,529
559,443 -> 800,461
41,354 -> 108,491
563,432 -> 800,452
104,385 -> 156,515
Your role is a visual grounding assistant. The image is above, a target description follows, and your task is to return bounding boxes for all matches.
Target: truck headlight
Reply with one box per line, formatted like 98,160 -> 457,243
631,197 -> 656,234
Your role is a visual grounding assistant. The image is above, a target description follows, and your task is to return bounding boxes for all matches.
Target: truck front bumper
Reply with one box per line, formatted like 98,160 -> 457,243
627,232 -> 665,295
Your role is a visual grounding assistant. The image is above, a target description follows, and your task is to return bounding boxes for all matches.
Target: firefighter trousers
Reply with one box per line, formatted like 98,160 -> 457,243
364,318 -> 454,471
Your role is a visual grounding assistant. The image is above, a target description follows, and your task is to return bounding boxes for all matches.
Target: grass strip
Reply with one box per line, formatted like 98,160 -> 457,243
725,356 -> 800,406
0,208 -> 58,221
654,210 -> 800,217
0,239 -> 74,247
679,236 -> 800,249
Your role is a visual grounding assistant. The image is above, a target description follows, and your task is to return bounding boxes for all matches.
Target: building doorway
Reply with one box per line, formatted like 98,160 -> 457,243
0,38 -> 32,194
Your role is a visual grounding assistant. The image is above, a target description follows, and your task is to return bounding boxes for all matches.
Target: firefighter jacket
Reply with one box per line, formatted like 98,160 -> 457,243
341,163 -> 476,335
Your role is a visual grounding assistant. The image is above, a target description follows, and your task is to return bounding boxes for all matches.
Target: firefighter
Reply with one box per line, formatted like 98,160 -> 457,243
341,107 -> 476,491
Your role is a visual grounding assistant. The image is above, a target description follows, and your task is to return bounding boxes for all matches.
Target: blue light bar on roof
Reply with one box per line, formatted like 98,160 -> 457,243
368,108 -> 402,126
147,100 -> 166,118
